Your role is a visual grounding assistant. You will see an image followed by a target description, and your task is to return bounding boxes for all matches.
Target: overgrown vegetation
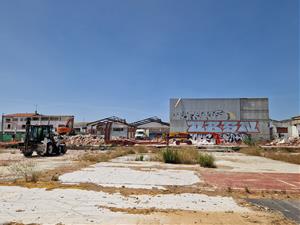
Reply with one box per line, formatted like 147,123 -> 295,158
198,153 -> 216,168
241,147 -> 300,165
77,146 -> 154,163
135,155 -> 144,161
243,136 -> 256,146
231,146 -> 241,151
160,147 -> 216,168
8,161 -> 41,182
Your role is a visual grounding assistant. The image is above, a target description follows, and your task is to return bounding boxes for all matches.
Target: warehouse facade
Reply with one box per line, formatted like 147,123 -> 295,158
170,98 -> 270,144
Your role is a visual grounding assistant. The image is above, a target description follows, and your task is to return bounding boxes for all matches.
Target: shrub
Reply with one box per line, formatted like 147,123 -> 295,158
161,148 -> 201,164
245,186 -> 251,194
243,136 -> 256,146
31,171 -> 41,183
51,174 -> 60,181
198,153 -> 216,168
135,155 -> 144,161
162,148 -> 180,164
8,161 -> 38,182
231,146 -> 241,151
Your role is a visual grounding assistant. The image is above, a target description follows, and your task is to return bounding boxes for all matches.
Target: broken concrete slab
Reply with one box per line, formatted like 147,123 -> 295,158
0,186 -> 249,225
213,152 -> 300,173
59,161 -> 201,189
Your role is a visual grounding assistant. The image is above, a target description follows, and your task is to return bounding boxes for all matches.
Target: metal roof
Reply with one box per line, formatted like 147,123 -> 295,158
130,117 -> 169,127
87,116 -> 131,126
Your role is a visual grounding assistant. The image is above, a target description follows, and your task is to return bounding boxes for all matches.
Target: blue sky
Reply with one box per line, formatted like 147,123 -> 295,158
0,0 -> 298,122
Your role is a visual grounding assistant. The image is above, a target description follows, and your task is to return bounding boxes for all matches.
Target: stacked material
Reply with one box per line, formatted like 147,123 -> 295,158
65,134 -> 105,146
266,137 -> 300,147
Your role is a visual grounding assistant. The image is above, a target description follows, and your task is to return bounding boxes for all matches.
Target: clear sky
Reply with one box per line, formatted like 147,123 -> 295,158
0,0 -> 299,122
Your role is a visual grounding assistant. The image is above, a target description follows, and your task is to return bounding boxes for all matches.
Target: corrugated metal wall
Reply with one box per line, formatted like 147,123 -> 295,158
170,98 -> 270,141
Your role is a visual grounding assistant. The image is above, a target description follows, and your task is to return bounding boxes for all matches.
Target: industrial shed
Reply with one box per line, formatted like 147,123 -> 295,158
87,116 -> 135,140
130,117 -> 169,139
170,98 -> 270,143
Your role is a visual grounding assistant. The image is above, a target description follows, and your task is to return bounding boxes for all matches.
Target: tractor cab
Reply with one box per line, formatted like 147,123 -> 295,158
20,118 -> 67,157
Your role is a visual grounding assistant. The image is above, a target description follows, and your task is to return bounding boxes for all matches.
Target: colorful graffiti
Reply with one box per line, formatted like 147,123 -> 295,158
221,133 -> 248,143
172,110 -> 235,120
191,133 -> 249,144
187,121 -> 259,133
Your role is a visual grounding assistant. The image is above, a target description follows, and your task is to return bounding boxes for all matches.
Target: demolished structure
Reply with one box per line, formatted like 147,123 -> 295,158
87,116 -> 135,142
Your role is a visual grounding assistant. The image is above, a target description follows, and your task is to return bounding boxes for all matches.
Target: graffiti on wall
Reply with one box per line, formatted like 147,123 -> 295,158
187,121 -> 259,133
191,133 -> 249,144
172,110 -> 236,120
221,133 -> 248,143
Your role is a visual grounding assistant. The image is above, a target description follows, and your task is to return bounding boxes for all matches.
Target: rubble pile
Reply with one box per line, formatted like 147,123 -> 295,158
266,137 -> 300,147
65,134 -> 105,146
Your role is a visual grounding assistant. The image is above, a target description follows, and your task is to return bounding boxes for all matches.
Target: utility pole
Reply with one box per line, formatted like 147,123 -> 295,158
35,104 -> 38,114
1,113 -> 4,141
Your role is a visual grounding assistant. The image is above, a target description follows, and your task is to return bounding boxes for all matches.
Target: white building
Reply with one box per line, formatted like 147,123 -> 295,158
130,117 -> 169,139
1,112 -> 74,134
87,116 -> 135,139
270,116 -> 300,139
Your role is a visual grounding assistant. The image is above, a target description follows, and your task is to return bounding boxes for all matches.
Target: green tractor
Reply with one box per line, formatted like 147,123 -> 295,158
20,118 -> 67,157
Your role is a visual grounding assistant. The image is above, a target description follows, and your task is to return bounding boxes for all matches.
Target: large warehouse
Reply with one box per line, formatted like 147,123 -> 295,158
170,98 -> 270,144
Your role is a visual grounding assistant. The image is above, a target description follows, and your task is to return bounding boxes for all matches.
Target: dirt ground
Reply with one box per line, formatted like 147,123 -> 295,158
0,147 -> 299,225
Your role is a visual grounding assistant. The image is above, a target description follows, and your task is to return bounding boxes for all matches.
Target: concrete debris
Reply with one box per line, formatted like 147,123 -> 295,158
65,134 -> 105,147
266,137 -> 300,147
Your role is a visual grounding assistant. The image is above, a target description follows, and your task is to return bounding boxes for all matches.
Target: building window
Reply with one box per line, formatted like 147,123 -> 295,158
32,117 -> 39,121
12,118 -> 18,122
7,124 -> 11,129
113,128 -> 124,132
5,118 -> 11,122
41,117 -> 50,121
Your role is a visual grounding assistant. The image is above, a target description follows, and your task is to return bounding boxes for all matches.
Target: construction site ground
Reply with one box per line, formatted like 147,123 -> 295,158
0,147 -> 299,225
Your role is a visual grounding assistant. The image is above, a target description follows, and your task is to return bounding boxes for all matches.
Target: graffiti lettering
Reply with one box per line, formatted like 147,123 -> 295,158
192,133 -> 249,144
191,133 -> 215,144
221,133 -> 248,143
187,121 -> 259,133
172,110 -> 232,120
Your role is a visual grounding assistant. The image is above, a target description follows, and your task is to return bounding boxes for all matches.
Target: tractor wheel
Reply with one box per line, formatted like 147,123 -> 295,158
36,144 -> 47,157
47,144 -> 54,156
186,140 -> 192,145
175,140 -> 181,145
60,145 -> 67,155
23,151 -> 33,157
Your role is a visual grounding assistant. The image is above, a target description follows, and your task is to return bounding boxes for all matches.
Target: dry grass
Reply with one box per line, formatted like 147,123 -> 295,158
155,147 -> 216,168
263,152 -> 300,165
8,161 -> 41,182
159,148 -> 200,164
133,146 -> 149,153
77,147 -> 154,163
241,147 -> 300,165
198,153 -> 216,168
